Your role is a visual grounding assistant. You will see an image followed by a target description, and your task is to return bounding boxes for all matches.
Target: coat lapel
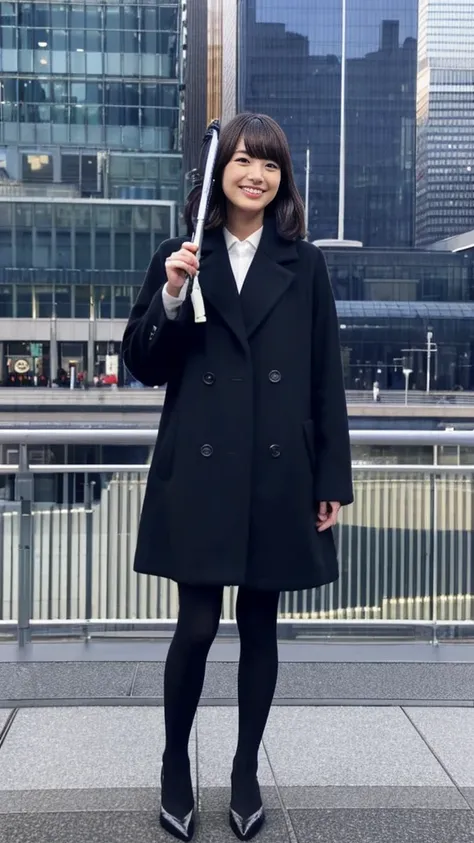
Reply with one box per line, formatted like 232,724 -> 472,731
198,229 -> 248,351
197,217 -> 299,348
239,217 -> 299,339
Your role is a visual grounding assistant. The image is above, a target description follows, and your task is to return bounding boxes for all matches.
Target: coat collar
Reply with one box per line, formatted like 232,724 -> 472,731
198,216 -> 299,349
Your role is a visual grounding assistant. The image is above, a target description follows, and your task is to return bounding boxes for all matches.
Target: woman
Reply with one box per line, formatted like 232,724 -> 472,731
122,113 -> 353,842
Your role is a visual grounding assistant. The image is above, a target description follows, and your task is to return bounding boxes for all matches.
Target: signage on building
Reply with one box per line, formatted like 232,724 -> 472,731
14,359 -> 30,374
105,354 -> 119,377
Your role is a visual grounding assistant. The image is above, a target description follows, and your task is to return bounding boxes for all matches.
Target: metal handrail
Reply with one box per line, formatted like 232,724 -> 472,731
0,464 -> 473,475
0,429 -> 473,446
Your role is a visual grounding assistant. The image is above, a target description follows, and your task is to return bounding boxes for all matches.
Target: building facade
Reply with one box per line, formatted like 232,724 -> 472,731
238,0 -> 418,246
324,245 -> 474,390
0,0 -> 183,200
415,0 -> 474,245
0,196 -> 176,383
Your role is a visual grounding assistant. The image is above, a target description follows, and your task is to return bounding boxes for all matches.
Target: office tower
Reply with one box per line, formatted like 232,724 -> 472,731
415,0 -> 474,245
238,0 -> 418,246
0,1 -> 182,384
0,0 -> 182,200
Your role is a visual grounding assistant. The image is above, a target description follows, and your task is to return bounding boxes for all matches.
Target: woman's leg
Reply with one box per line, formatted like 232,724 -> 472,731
162,582 -> 223,817
232,587 -> 280,819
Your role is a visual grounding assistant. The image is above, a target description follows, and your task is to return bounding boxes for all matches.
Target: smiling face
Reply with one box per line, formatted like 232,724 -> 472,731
221,137 -> 282,219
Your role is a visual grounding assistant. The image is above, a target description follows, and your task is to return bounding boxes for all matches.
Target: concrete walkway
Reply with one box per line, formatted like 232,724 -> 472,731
1,640 -> 474,842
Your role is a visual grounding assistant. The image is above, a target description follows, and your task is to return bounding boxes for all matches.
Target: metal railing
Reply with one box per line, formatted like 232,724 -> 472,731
0,429 -> 473,646
346,389 -> 474,407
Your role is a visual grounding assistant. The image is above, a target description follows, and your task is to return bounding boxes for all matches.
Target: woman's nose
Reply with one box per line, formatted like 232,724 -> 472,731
248,164 -> 265,182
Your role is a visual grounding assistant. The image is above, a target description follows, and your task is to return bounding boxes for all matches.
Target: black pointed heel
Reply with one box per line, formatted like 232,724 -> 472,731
229,804 -> 265,841
160,767 -> 196,842
229,767 -> 265,841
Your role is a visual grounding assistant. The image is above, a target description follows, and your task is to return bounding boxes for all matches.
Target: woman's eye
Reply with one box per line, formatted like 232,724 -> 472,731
236,157 -> 249,163
267,162 -> 279,170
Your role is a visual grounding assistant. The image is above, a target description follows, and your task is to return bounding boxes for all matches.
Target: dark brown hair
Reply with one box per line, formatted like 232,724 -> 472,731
184,113 -> 306,241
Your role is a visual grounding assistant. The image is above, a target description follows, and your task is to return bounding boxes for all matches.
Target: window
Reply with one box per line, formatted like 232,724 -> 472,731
22,154 -> 53,182
55,286 -> 71,318
0,232 -> 13,267
151,206 -> 170,235
134,233 -> 151,270
16,232 -> 32,268
0,285 -> 13,318
34,203 -> 52,228
74,204 -> 91,230
56,232 -> 72,269
75,285 -> 91,319
115,233 -> 131,269
54,204 -> 73,229
15,203 -> 33,227
16,285 -> 33,318
75,232 -> 91,269
114,286 -> 132,318
94,286 -> 111,318
36,286 -> 53,318
95,232 -> 111,269
35,232 -> 52,268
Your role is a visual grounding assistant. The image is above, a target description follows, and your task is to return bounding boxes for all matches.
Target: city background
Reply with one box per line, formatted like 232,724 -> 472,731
1,4 -> 474,842
0,0 -> 472,392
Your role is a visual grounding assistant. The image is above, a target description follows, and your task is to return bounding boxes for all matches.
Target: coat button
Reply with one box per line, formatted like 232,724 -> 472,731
202,372 -> 215,385
268,369 -> 281,383
200,444 -> 213,458
269,444 -> 281,458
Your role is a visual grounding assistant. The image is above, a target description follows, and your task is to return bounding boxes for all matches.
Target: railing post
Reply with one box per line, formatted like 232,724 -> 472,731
15,444 -> 34,647
83,477 -> 94,642
430,472 -> 439,646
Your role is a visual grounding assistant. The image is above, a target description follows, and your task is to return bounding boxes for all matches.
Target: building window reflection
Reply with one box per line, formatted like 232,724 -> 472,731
16,285 -> 33,318
0,286 -> 13,318
94,286 -> 111,319
74,285 -> 91,319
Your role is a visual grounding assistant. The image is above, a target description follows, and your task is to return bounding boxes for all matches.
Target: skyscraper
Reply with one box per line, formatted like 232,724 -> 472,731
0,1 -> 182,201
415,0 -> 474,245
0,1 -> 182,384
238,0 -> 418,246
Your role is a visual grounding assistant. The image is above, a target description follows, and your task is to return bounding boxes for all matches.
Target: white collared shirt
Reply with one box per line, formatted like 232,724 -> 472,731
162,226 -> 263,319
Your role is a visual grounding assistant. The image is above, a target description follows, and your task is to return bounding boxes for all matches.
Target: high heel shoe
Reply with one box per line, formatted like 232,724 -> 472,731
160,765 -> 196,842
229,767 -> 265,841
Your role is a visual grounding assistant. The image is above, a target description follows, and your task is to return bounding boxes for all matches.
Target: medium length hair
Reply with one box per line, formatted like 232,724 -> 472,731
184,113 -> 306,241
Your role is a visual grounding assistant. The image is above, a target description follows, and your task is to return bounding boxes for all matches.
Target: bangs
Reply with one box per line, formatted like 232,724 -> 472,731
239,116 -> 287,168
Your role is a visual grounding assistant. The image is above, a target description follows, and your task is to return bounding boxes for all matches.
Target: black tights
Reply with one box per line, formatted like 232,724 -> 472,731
162,584 -> 280,812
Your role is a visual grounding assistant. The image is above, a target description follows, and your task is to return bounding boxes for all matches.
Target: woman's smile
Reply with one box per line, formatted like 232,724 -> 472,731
240,186 -> 265,198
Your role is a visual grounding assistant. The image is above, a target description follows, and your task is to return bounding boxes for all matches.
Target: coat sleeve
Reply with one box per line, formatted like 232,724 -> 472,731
122,242 -> 193,387
311,247 -> 354,506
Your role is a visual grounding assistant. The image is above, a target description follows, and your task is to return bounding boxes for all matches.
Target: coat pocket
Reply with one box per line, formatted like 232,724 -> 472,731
153,412 -> 178,480
302,418 -> 316,470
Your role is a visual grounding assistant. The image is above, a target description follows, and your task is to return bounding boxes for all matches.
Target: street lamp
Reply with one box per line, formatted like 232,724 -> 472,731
402,368 -> 412,406
426,330 -> 433,393
401,330 -> 437,395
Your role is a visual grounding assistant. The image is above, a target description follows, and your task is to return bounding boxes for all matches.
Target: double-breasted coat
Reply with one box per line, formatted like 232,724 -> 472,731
122,217 -> 353,592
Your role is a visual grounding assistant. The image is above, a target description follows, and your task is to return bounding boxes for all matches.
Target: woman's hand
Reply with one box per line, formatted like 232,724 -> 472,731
165,242 -> 199,298
316,501 -> 341,531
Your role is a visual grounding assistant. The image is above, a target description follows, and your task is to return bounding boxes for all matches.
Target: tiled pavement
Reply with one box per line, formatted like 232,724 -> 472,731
1,639 -> 474,842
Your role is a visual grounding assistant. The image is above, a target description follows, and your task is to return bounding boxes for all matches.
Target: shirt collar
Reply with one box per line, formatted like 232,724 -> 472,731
223,226 -> 263,252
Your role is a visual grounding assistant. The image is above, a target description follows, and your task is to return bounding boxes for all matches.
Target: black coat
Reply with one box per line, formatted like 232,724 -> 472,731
122,219 -> 353,592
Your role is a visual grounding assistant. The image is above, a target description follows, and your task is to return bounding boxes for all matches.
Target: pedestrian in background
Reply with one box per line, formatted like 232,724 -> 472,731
123,113 -> 353,842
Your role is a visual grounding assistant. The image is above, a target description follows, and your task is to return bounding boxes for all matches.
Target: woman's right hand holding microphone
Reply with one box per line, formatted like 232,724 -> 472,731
165,242 -> 200,298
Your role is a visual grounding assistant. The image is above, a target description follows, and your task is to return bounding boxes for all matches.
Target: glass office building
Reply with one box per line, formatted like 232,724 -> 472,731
323,246 -> 474,390
0,196 -> 176,383
0,0 -> 182,200
238,0 -> 418,246
415,0 -> 474,245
